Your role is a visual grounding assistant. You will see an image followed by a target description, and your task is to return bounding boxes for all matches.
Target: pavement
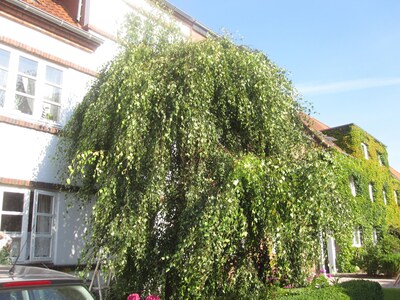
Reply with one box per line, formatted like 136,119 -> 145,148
335,273 -> 400,288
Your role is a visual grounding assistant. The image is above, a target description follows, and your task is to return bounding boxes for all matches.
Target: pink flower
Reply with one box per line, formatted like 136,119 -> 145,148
127,294 -> 140,300
146,296 -> 160,300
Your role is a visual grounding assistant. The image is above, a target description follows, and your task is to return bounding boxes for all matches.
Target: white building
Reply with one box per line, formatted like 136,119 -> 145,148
0,0 -> 210,266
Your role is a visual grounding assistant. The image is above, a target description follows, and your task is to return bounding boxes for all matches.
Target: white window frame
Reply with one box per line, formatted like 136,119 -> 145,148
0,44 -> 64,124
0,186 -> 57,263
30,190 -> 57,261
361,143 -> 369,160
372,229 -> 378,245
383,190 -> 387,205
349,176 -> 356,197
353,227 -> 362,247
369,183 -> 374,202
395,191 -> 398,206
377,152 -> 383,166
0,186 -> 30,259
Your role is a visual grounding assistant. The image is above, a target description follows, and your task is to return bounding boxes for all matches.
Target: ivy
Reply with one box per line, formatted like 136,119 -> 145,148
325,124 -> 400,272
58,16 -> 349,299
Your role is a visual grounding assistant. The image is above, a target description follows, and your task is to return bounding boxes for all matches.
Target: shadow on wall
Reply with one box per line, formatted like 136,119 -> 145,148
57,195 -> 93,265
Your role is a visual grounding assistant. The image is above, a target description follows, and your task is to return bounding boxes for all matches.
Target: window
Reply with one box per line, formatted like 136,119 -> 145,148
0,48 -> 10,108
377,152 -> 384,166
361,143 -> 369,160
372,229 -> 378,245
0,45 -> 63,123
353,227 -> 362,247
383,190 -> 387,205
369,183 -> 374,202
395,191 -> 398,206
0,187 -> 56,262
349,176 -> 356,197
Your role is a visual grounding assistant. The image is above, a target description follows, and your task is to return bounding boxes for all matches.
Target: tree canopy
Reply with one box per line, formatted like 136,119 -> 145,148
60,16 -> 348,299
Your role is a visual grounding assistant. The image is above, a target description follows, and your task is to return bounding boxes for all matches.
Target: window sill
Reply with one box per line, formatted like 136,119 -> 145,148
0,113 -> 61,135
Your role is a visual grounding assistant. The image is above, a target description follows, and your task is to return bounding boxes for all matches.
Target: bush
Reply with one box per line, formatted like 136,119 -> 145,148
357,244 -> 381,276
277,286 -> 350,300
339,280 -> 383,300
380,253 -> 400,277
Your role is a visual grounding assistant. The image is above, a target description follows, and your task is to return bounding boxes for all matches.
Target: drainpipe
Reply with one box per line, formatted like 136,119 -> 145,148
76,0 -> 83,22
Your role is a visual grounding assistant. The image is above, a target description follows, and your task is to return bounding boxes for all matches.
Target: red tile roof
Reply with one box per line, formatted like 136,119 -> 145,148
21,0 -> 81,28
306,115 -> 330,131
390,167 -> 400,181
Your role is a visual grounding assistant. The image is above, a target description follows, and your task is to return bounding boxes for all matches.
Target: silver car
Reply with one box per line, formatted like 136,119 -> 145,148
0,265 -> 94,299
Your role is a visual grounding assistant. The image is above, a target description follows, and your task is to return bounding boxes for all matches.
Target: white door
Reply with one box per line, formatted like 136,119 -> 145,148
30,190 -> 55,260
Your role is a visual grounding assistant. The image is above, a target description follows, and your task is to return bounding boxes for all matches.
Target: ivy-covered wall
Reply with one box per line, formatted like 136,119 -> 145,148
323,123 -> 389,166
322,124 -> 400,272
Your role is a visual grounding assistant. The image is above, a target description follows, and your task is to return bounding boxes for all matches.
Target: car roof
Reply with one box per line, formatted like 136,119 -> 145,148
0,265 -> 83,285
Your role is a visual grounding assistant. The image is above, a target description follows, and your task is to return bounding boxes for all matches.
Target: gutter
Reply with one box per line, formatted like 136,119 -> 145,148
163,1 -> 217,37
4,0 -> 103,45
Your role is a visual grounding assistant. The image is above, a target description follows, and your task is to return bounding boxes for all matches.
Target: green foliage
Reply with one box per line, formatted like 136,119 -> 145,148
380,253 -> 400,277
383,288 -> 400,300
357,243 -> 381,276
59,15 -> 348,299
328,125 -> 400,272
277,286 -> 350,300
0,248 -> 10,264
339,280 -> 384,300
310,274 -> 330,289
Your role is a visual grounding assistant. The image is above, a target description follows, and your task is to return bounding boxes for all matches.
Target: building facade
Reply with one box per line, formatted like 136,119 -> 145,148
0,0 -> 209,266
308,119 -> 400,273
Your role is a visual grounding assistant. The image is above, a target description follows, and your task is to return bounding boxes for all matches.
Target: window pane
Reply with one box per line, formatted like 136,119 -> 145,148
0,69 -> 7,88
18,56 -> 37,77
2,191 -> 24,212
16,75 -> 36,95
1,215 -> 23,232
44,84 -> 61,103
9,237 -> 21,257
36,216 -> 52,233
0,90 -> 4,108
15,94 -> 34,115
46,66 -> 62,85
0,49 -> 10,68
42,102 -> 60,121
37,194 -> 52,213
34,237 -> 51,257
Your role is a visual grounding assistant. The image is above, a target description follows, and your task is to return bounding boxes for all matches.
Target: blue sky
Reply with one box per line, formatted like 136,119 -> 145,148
167,0 -> 400,171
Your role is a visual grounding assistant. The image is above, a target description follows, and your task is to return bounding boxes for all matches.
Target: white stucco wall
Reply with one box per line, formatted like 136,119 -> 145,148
53,193 -> 93,266
0,123 -> 59,183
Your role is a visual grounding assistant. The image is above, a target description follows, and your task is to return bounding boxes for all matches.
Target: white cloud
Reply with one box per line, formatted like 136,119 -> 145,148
296,77 -> 400,95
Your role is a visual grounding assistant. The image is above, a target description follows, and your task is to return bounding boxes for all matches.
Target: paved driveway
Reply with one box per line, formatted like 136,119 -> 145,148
335,274 -> 400,288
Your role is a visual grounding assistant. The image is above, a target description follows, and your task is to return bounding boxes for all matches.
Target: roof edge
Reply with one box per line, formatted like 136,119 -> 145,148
4,0 -> 103,46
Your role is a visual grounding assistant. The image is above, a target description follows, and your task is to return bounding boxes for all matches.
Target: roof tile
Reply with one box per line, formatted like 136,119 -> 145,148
21,0 -> 81,28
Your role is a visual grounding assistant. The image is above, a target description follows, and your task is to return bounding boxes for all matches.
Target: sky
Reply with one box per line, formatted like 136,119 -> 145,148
167,0 -> 400,171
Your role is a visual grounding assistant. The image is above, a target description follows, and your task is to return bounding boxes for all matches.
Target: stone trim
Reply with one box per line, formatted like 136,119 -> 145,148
0,115 -> 60,135
0,36 -> 97,77
0,177 -> 78,192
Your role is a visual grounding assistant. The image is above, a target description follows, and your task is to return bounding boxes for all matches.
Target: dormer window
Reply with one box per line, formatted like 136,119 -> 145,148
369,183 -> 374,202
349,176 -> 356,197
361,143 -> 369,160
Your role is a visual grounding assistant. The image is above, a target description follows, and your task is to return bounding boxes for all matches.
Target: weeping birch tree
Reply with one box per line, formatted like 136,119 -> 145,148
59,15 -> 348,300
